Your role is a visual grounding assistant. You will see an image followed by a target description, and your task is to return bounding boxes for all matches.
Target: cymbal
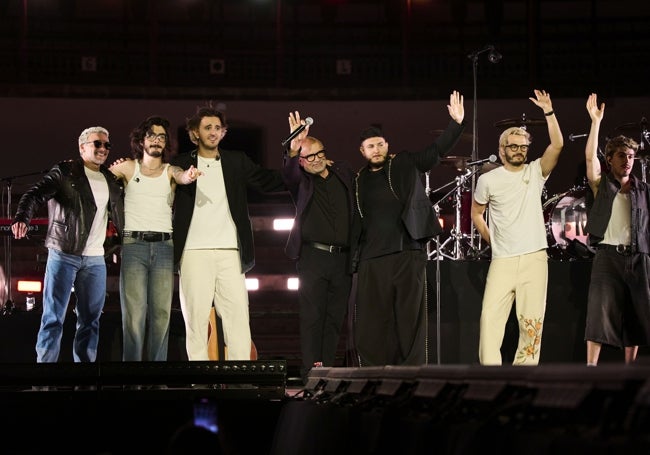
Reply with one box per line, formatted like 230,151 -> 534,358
431,130 -> 474,143
494,117 -> 546,128
614,117 -> 648,134
440,156 -> 470,171
480,162 -> 501,174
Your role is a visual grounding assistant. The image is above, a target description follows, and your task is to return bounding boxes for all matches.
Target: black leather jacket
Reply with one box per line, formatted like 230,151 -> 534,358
13,158 -> 124,255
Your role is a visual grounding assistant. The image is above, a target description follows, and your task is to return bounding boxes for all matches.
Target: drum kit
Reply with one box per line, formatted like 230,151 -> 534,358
427,114 -> 650,262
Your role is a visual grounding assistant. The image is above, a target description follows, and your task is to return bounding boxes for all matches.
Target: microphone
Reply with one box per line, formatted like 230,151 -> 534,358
281,117 -> 314,147
569,133 -> 588,141
134,177 -> 140,183
487,45 -> 502,63
468,45 -> 502,63
466,155 -> 498,166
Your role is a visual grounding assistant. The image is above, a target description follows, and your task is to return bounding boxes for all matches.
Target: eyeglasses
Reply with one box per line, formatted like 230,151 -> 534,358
504,143 -> 529,152
85,140 -> 112,150
145,132 -> 168,142
300,150 -> 326,162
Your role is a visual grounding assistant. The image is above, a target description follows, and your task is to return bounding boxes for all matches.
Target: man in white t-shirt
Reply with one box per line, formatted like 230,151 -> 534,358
171,103 -> 286,361
12,126 -> 124,363
471,89 -> 564,365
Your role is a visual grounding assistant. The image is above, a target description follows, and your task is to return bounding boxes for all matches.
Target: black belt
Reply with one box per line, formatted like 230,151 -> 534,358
305,241 -> 349,254
123,231 -> 172,242
597,244 -> 631,255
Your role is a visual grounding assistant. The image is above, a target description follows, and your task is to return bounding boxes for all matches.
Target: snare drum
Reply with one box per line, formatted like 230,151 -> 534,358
542,186 -> 589,249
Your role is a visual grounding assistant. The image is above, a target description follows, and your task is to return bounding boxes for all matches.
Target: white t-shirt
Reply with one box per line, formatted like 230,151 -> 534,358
602,192 -> 631,246
82,166 -> 109,256
473,158 -> 549,258
184,157 -> 238,250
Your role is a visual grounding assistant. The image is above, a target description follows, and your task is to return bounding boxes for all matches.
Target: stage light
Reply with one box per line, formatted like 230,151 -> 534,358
273,218 -> 294,231
245,278 -> 259,291
287,277 -> 299,290
17,280 -> 42,293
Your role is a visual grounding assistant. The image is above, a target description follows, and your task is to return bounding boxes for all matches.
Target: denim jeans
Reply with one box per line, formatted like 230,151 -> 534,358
119,237 -> 173,361
36,248 -> 107,362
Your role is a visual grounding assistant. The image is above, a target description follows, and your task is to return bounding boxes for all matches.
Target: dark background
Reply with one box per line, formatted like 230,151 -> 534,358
1,0 -> 649,197
1,0 -> 650,370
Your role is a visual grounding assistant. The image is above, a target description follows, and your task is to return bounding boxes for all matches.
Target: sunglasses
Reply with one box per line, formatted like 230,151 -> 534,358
85,140 -> 112,150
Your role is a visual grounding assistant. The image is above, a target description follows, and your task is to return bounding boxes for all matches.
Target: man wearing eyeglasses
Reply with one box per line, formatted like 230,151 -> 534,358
109,116 -> 200,363
282,111 -> 356,383
471,89 -> 564,366
11,126 -> 125,363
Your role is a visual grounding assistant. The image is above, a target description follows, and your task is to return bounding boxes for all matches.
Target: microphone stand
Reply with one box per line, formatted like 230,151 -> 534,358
467,45 -> 500,256
1,169 -> 48,315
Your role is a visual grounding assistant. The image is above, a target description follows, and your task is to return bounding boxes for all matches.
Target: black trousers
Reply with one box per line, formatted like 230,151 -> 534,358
354,249 -> 428,366
296,245 -> 352,382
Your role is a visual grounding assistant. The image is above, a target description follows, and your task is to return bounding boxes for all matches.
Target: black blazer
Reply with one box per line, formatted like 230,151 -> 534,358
171,149 -> 286,273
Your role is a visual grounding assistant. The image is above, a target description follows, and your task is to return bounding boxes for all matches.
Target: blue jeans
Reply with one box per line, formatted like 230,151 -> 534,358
36,248 -> 107,362
119,238 -> 173,361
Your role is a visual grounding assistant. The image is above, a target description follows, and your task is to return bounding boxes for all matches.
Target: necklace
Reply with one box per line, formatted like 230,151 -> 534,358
198,155 -> 218,168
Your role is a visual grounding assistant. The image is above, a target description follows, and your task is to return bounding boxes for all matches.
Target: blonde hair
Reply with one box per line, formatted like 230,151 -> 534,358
498,127 -> 530,149
78,126 -> 109,146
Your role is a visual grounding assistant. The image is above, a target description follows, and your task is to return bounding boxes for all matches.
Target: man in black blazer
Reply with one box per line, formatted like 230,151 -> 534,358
282,111 -> 357,383
171,103 -> 285,361
351,91 -> 466,367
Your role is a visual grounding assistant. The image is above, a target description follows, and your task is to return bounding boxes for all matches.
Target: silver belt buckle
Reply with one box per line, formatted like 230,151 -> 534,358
616,244 -> 628,254
329,245 -> 335,253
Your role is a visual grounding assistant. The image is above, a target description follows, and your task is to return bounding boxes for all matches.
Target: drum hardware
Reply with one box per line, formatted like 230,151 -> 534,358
542,185 -> 593,260
440,155 -> 471,172
494,113 -> 547,130
429,166 -> 482,261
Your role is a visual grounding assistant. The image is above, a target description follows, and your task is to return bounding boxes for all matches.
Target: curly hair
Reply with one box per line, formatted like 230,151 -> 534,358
129,115 -> 172,161
186,102 -> 228,145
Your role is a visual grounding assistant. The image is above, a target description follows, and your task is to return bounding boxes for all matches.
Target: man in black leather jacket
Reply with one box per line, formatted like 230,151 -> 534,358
12,126 -> 124,363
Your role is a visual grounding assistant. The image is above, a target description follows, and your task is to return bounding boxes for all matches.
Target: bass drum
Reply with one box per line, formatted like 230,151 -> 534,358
542,186 -> 589,257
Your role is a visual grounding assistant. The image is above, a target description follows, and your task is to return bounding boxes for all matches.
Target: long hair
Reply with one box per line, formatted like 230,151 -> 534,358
129,115 -> 173,161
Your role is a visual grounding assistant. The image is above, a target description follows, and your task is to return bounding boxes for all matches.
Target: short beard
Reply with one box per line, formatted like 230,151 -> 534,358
146,149 -> 163,158
505,155 -> 526,167
368,156 -> 387,170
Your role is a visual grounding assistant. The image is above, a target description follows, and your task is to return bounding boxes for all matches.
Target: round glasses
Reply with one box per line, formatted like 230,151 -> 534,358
504,144 -> 529,152
145,132 -> 168,142
300,150 -> 326,162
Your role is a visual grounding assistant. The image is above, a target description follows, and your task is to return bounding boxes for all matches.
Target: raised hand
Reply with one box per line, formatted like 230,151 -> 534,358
447,90 -> 465,124
529,89 -> 553,114
288,111 -> 310,154
586,93 -> 605,123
